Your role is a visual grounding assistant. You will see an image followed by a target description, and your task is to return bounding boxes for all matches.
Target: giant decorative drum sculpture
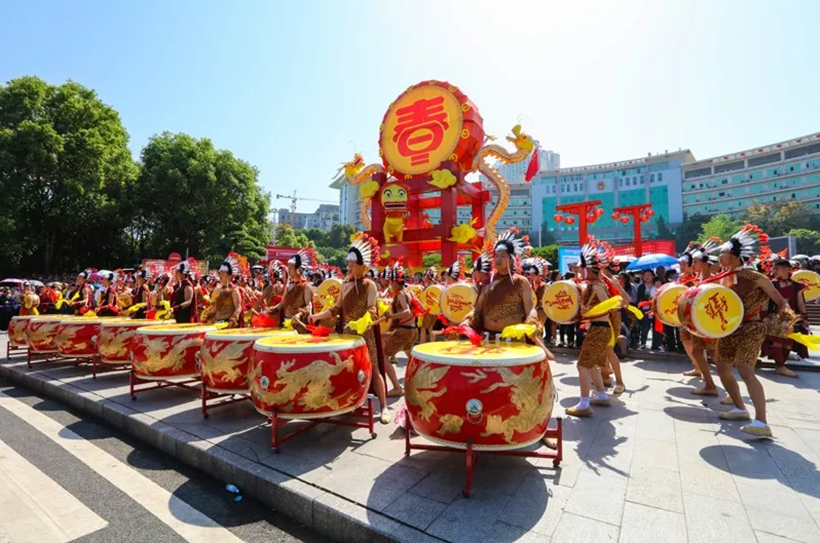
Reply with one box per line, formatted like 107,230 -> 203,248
130,323 -> 215,400
251,334 -> 374,451
651,283 -> 687,327
677,283 -> 743,339
201,328 -> 295,395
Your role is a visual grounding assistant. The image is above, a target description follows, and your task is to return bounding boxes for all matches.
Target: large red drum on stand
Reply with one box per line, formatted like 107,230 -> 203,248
27,315 -> 76,354
406,341 -> 553,450
97,319 -> 170,365
251,334 -> 371,419
131,323 -> 215,380
200,328 -> 295,394
56,317 -> 122,358
8,315 -> 37,347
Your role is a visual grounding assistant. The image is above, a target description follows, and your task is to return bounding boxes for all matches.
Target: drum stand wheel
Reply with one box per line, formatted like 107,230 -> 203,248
129,371 -> 201,401
268,395 -> 378,453
200,387 -> 250,419
404,417 -> 564,498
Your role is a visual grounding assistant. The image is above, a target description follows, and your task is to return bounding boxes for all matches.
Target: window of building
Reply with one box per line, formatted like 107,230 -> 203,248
722,179 -> 728,184
641,177 -> 645,184
618,179 -> 622,187
792,193 -> 796,199
626,179 -> 630,186
658,172 -> 663,181
650,174 -> 655,183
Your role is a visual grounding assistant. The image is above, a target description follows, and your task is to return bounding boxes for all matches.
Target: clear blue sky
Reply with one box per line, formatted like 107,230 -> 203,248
2,0 -> 818,213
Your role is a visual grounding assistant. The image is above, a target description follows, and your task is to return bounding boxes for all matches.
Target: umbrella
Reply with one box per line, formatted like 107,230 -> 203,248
625,253 -> 679,272
614,255 -> 637,263
792,254 -> 809,260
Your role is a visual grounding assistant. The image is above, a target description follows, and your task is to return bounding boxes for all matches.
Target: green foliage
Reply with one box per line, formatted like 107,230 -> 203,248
422,253 -> 442,268
654,215 -> 675,240
274,223 -> 313,249
531,245 -> 558,266
788,228 -> 820,255
325,224 -> 355,248
745,201 -> 820,237
316,246 -> 348,268
699,214 -> 742,244
675,213 -> 709,252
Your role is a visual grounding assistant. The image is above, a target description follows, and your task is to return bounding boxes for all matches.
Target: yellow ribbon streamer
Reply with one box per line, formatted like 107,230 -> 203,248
500,324 -> 536,340
626,304 -> 644,320
346,312 -> 373,334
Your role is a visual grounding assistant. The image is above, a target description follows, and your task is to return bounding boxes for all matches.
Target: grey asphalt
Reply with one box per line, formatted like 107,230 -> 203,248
0,378 -> 329,543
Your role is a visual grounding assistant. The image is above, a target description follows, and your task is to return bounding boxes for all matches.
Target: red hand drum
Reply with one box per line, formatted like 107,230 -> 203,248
651,283 -> 687,327
27,315 -> 75,353
251,334 -> 371,419
406,341 -> 553,451
8,315 -> 37,347
97,319 -> 170,365
131,323 -> 214,380
677,283 -> 744,339
200,328 -> 295,394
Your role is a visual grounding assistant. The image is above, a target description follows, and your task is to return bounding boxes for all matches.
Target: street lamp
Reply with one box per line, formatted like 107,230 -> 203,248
611,203 -> 654,256
552,200 -> 604,246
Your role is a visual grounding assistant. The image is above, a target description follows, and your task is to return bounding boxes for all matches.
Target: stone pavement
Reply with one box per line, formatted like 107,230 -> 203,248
1,333 -> 820,543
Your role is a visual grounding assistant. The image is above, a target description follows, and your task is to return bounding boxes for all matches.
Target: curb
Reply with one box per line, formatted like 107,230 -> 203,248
0,361 -> 442,543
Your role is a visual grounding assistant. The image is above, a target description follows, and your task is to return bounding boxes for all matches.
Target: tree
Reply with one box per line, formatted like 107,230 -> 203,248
422,253 -> 442,268
316,246 -> 347,268
274,223 -> 312,249
745,201 -> 820,237
302,228 -> 327,247
531,245 -> 559,268
788,228 -> 820,255
0,76 -> 138,274
135,132 -> 271,265
654,215 -> 675,241
326,224 -> 356,249
675,213 -> 709,252
699,214 -> 741,244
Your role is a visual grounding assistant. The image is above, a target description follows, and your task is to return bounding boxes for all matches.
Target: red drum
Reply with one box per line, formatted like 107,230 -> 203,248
251,334 -> 371,419
56,317 -> 122,358
406,341 -> 553,451
200,328 -> 295,394
27,316 -> 76,353
97,319 -> 170,365
677,283 -> 744,339
8,316 -> 37,347
131,323 -> 214,380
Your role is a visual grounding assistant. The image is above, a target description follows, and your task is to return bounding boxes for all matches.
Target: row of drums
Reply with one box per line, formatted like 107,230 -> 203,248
7,315 -> 556,451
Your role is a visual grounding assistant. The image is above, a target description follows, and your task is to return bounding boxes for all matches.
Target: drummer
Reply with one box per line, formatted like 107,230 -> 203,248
467,228 -> 552,358
419,267 -> 439,344
268,249 -> 314,334
760,258 -> 808,378
68,270 -> 96,315
19,282 -> 39,316
601,263 -> 630,395
97,272 -> 120,316
171,262 -> 199,323
471,252 -> 492,298
521,257 -> 549,333
201,255 -> 243,328
130,268 -> 152,319
379,261 -> 419,397
566,237 -> 616,417
253,261 -> 285,316
309,232 -> 391,424
714,226 -> 786,438
682,240 -> 721,396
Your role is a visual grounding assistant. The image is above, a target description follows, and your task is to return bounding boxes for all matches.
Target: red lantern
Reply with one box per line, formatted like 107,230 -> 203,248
647,209 -> 655,216
611,212 -> 620,220
620,216 -> 630,224
565,216 -> 576,225
587,213 -> 596,222
553,214 -> 564,222
641,216 -> 650,223
595,207 -> 604,217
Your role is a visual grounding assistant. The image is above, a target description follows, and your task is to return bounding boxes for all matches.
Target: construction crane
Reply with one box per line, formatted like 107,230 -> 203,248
274,190 -> 336,226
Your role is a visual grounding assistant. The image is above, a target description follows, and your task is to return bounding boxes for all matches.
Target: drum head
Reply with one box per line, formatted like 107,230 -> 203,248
440,283 -> 476,323
317,278 -> 343,303
792,270 -> 820,302
654,283 -> 687,327
691,285 -> 744,339
411,341 -> 545,367
421,285 -> 444,315
543,280 -> 579,324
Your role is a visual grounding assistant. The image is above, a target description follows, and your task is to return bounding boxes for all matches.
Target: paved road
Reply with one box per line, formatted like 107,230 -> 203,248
0,378 -> 329,543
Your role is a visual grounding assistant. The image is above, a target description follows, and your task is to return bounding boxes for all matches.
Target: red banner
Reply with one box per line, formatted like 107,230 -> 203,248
260,246 -> 300,264
612,240 -> 675,257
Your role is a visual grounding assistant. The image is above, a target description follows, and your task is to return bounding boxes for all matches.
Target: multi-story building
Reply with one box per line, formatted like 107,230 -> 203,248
491,148 -> 561,185
329,177 -> 364,230
531,150 -> 693,245
276,204 -> 340,231
681,133 -> 820,216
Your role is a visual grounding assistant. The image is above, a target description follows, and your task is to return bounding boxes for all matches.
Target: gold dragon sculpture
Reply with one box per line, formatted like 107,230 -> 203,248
250,351 -> 357,413
336,125 -> 534,250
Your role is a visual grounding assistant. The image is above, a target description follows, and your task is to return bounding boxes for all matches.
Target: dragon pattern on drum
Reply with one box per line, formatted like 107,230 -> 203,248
131,324 -> 214,379
406,341 -> 553,450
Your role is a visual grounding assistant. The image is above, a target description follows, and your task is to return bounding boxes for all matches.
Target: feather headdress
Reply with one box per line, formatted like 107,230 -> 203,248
287,248 -> 315,271
219,253 -> 241,275
721,224 -> 769,261
691,237 -> 722,265
445,256 -> 465,281
347,232 -> 380,268
580,237 -> 614,270
471,252 -> 492,275
521,257 -> 548,277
